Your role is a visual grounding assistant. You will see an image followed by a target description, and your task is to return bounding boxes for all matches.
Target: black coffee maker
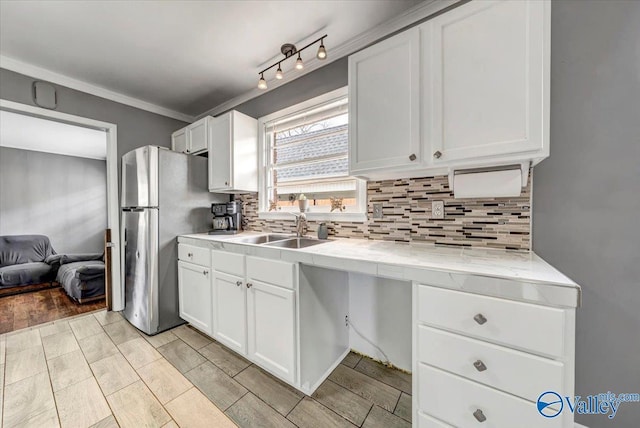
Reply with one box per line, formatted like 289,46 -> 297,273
209,201 -> 242,235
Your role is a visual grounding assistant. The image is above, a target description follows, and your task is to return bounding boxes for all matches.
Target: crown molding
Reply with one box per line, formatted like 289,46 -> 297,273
0,55 -> 194,123
197,0 -> 461,119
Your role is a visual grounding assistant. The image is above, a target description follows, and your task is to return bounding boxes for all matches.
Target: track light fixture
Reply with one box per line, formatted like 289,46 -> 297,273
258,73 -> 267,90
257,34 -> 327,89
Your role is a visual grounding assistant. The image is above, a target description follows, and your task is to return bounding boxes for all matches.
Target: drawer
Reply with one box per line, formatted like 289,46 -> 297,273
212,250 -> 245,277
178,244 -> 210,267
417,284 -> 565,357
418,364 -> 562,428
418,325 -> 564,402
246,256 -> 296,289
418,412 -> 453,428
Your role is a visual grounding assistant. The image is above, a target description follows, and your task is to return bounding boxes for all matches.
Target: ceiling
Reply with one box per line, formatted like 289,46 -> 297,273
0,111 -> 107,160
0,1 -> 421,118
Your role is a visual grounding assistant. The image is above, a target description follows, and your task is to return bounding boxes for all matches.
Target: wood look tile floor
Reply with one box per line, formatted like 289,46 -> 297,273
0,286 -> 105,334
0,310 -> 412,428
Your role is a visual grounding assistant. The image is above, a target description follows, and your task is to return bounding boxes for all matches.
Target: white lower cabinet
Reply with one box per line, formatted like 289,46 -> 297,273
210,251 -> 298,385
247,279 -> 296,383
212,270 -> 246,355
414,282 -> 575,428
177,260 -> 212,335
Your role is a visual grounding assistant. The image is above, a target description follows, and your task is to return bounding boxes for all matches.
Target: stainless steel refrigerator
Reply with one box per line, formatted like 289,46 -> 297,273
121,146 -> 225,335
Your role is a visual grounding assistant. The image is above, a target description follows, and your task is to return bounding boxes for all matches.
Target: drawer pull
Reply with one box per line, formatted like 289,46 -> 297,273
409,153 -> 417,161
473,360 -> 487,372
187,252 -> 193,258
473,409 -> 487,423
236,280 -> 242,287
433,150 -> 442,159
203,270 -> 208,276
473,313 -> 487,325
246,282 -> 253,288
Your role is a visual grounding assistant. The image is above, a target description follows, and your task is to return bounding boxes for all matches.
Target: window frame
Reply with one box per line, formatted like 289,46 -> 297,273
258,86 -> 367,222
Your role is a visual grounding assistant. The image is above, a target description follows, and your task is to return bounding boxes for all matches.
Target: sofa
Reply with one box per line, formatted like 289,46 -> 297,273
0,235 -> 58,287
0,234 -> 106,302
56,253 -> 106,303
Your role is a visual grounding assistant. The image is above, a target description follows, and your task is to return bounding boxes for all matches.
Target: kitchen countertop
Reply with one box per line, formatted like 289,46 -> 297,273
178,232 -> 581,308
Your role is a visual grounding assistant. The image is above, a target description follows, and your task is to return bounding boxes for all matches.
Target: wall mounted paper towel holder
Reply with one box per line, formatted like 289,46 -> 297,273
448,162 -> 530,198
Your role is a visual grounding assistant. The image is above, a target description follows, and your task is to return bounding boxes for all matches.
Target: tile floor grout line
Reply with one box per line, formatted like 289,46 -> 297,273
41,328 -> 64,428
359,402 -> 375,428
283,395 -> 305,419
221,390 -> 249,413
391,392 -> 402,415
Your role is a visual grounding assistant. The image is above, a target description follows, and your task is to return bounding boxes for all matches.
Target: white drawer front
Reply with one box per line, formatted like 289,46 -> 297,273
178,244 -> 210,267
418,412 -> 453,427
246,256 -> 296,290
417,284 -> 565,357
418,325 -> 564,402
419,364 -> 562,428
212,250 -> 245,277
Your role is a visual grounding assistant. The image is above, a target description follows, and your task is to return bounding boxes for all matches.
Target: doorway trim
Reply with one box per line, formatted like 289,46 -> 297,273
0,99 -> 124,310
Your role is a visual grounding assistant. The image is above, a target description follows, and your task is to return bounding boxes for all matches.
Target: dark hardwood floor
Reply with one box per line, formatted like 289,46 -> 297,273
0,285 -> 105,334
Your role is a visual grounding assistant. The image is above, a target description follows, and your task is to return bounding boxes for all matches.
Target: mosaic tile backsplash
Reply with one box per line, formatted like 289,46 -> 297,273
236,172 -> 532,251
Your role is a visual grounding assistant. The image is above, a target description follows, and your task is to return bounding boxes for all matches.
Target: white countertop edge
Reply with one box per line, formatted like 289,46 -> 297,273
178,232 -> 581,308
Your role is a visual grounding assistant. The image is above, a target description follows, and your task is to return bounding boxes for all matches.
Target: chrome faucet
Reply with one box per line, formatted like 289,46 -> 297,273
292,213 -> 307,237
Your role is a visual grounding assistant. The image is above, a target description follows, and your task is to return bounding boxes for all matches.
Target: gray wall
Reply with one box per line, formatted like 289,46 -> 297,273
233,57 -> 348,119
0,147 -> 107,253
0,68 -> 188,165
533,1 -> 640,427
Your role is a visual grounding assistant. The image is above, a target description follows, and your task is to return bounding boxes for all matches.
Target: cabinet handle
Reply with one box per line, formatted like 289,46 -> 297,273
187,253 -> 193,258
473,409 -> 487,423
473,313 -> 487,325
433,150 -> 442,159
225,181 -> 228,186
203,270 -> 208,276
246,282 -> 252,288
236,280 -> 242,287
473,360 -> 487,372
409,153 -> 417,161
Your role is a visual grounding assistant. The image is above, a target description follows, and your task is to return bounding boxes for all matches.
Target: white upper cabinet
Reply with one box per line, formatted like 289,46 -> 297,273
171,127 -> 188,154
171,116 -> 211,155
426,0 -> 549,166
348,0 -> 550,180
348,28 -> 422,178
208,110 -> 258,194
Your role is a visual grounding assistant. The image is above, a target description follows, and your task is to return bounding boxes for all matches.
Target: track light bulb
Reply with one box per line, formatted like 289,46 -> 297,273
258,73 -> 267,90
317,41 -> 327,60
295,54 -> 304,70
275,64 -> 283,80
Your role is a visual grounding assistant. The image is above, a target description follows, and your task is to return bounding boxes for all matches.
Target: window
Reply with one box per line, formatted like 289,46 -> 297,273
258,87 -> 366,220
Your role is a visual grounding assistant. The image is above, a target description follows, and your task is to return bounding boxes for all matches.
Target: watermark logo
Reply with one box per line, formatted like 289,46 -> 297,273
537,391 -> 564,418
537,391 -> 640,420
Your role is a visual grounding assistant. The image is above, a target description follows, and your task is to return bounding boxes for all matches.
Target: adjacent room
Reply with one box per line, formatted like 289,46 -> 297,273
0,111 -> 108,332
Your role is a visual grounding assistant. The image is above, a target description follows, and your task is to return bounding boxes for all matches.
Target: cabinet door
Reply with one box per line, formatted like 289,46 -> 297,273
349,27 -> 421,175
428,0 -> 548,163
187,117 -> 209,154
177,260 -> 212,335
247,280 -> 296,383
171,128 -> 188,153
212,270 -> 247,354
208,113 -> 232,191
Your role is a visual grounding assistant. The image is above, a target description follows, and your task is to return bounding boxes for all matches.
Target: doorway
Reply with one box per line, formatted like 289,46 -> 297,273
0,99 -> 122,329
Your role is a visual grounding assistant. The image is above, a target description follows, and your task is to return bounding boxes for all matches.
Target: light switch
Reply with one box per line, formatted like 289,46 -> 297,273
373,203 -> 383,219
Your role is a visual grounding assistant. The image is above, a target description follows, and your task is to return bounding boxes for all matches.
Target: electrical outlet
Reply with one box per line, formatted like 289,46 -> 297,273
432,200 -> 445,219
373,203 -> 383,219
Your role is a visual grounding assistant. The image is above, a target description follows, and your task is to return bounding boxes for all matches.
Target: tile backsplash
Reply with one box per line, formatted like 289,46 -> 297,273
236,172 -> 532,251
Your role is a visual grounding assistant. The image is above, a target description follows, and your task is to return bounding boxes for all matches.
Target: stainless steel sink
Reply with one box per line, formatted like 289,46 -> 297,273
232,234 -> 293,245
264,237 -> 329,249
